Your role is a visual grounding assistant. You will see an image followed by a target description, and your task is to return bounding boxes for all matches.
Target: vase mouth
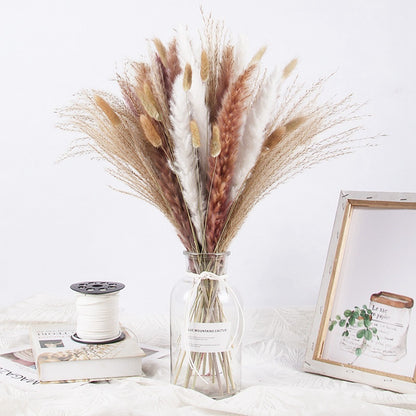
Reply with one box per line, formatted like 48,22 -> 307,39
183,251 -> 231,257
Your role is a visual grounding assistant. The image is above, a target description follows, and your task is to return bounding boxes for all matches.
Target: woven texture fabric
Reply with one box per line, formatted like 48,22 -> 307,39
1,295 -> 416,415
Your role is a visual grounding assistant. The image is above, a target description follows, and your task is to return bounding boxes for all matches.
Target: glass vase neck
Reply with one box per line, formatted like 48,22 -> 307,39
184,251 -> 230,275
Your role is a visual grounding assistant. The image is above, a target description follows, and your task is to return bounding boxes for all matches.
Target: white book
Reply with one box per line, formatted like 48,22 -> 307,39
31,327 -> 145,383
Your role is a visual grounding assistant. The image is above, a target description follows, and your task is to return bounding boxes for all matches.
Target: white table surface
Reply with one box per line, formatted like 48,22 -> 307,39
1,295 -> 416,416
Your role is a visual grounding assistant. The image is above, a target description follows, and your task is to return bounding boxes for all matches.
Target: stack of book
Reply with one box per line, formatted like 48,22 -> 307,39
31,327 -> 145,383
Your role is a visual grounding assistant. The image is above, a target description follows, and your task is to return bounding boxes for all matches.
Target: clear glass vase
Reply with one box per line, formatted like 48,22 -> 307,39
170,252 -> 242,399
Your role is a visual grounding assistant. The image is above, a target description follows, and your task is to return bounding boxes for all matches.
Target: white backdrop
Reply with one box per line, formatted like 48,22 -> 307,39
0,0 -> 415,315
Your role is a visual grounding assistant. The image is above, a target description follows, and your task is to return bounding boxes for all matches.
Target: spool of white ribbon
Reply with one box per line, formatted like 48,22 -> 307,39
75,292 -> 122,342
183,271 -> 245,382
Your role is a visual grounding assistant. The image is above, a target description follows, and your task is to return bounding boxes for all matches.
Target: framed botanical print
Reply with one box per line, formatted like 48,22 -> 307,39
305,191 -> 416,393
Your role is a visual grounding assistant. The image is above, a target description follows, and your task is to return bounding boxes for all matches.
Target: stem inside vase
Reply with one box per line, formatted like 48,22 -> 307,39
170,251 -> 241,398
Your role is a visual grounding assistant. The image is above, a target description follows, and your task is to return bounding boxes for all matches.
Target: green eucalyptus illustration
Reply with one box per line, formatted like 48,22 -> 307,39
329,305 -> 379,356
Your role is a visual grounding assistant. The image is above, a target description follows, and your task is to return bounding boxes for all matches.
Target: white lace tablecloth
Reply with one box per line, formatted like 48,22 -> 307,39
1,295 -> 416,416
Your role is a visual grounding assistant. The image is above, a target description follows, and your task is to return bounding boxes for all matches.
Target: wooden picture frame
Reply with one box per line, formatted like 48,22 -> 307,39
304,191 -> 416,393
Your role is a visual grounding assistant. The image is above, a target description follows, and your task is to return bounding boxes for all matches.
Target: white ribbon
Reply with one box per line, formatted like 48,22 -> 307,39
182,271 -> 245,383
75,293 -> 121,342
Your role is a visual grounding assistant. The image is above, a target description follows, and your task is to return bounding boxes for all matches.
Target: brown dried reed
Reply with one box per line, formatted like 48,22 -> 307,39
205,66 -> 256,252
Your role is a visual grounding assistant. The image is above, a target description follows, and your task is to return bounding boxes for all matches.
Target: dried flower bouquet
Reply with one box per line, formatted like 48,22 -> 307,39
62,15 -> 365,396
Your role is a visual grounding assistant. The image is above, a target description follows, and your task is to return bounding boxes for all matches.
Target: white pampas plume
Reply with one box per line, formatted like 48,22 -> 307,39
188,71 -> 210,188
176,25 -> 211,191
175,26 -> 198,69
230,68 -> 281,199
233,35 -> 249,79
170,77 -> 205,245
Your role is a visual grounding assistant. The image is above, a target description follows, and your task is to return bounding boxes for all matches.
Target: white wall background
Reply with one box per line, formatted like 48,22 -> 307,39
0,0 -> 415,315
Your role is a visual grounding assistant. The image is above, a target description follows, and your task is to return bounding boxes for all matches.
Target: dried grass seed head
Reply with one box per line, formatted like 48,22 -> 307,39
282,58 -> 298,79
285,116 -> 307,133
190,120 -> 201,148
200,50 -> 209,82
152,38 -> 168,68
137,83 -> 161,121
248,45 -> 267,67
210,124 -> 221,157
139,114 -> 162,148
263,126 -> 287,149
94,95 -> 121,126
183,63 -> 192,91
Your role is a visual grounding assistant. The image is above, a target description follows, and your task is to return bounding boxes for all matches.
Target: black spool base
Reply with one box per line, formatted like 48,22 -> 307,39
71,331 -> 126,345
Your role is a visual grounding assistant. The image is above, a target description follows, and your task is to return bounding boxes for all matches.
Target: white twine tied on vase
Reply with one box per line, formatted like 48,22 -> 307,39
182,271 -> 245,383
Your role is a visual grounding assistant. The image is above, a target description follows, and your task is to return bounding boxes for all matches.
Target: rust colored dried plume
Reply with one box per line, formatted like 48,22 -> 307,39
205,66 -> 255,252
